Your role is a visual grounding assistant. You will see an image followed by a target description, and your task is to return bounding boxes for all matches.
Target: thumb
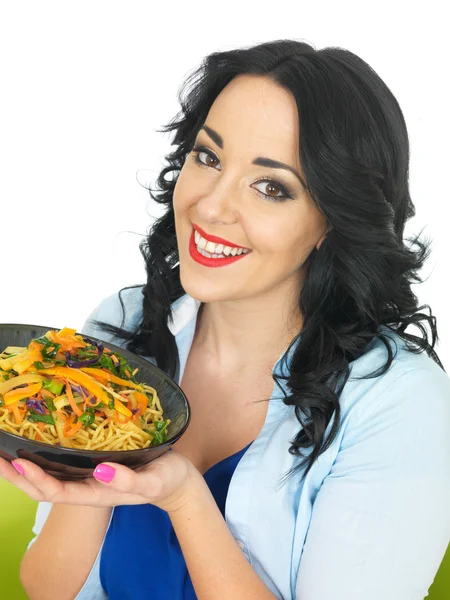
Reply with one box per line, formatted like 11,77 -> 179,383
92,461 -> 162,496
92,450 -> 190,504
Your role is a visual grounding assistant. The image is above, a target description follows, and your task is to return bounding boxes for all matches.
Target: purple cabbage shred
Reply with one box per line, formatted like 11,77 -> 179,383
65,338 -> 104,368
25,398 -> 46,414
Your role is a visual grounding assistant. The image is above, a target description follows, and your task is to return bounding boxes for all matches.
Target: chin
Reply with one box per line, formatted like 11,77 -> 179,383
178,268 -> 236,304
179,276 -> 228,304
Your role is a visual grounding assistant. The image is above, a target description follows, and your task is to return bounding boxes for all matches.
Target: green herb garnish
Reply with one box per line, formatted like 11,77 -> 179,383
27,413 -> 55,425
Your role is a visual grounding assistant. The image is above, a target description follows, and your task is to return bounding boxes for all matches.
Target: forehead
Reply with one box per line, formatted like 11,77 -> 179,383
203,74 -> 300,162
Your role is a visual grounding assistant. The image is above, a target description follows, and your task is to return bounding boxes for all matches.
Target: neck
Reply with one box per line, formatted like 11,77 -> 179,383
193,278 -> 303,372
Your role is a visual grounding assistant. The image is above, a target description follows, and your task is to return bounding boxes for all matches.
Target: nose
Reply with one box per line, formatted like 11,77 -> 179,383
195,174 -> 240,226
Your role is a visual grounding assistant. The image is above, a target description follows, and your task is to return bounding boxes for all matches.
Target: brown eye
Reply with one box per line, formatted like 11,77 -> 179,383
191,147 -> 221,169
205,153 -> 218,167
265,183 -> 281,196
253,179 -> 290,200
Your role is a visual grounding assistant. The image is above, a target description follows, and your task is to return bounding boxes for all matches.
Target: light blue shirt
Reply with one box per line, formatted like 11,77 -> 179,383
29,286 -> 450,599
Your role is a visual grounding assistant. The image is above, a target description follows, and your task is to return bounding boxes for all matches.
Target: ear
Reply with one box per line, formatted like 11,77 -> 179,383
316,230 -> 328,251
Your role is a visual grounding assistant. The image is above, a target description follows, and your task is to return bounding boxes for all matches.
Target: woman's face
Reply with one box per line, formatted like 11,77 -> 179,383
173,74 -> 327,304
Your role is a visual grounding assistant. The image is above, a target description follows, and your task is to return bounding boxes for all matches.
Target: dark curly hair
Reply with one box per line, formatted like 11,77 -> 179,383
94,38 -> 445,480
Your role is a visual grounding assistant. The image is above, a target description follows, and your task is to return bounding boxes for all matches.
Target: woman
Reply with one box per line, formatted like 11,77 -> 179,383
1,39 -> 450,600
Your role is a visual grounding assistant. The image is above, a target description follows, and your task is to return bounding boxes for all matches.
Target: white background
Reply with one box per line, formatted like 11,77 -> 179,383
1,1 -> 448,366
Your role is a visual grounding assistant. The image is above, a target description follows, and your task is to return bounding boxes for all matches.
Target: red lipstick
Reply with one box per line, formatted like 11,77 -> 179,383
189,230 -> 249,268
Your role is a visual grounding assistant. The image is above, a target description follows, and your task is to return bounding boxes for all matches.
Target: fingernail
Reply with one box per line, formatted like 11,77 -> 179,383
93,464 -> 116,483
12,461 -> 25,475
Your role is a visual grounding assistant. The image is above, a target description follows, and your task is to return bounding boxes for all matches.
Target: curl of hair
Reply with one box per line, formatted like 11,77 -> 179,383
94,39 -> 444,481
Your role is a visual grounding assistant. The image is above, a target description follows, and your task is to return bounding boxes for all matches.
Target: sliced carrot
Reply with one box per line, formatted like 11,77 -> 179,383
56,409 -> 68,422
65,380 -> 83,417
46,329 -> 87,353
65,421 -> 82,437
12,403 -> 23,425
64,414 -> 83,437
35,422 -> 45,439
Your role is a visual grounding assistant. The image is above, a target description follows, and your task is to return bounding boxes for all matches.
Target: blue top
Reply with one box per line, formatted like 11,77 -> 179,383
99,443 -> 252,600
28,288 -> 450,600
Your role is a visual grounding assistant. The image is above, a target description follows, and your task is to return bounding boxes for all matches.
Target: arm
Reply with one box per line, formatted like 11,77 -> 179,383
12,454 -> 277,600
295,367 -> 450,600
167,470 -> 278,600
20,504 -> 112,600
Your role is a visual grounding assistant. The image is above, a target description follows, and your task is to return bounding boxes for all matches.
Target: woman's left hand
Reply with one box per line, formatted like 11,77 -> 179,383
0,450 -> 202,514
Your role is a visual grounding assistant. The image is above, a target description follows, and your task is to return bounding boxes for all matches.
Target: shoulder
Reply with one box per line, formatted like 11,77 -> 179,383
81,286 -> 145,340
81,286 -> 200,340
344,327 -> 450,412
336,327 -> 450,460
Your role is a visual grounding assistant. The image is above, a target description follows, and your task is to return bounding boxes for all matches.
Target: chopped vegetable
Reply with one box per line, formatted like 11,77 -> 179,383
3,382 -> 43,406
81,368 -> 144,391
27,412 -> 55,425
79,411 -> 95,426
64,380 -> 83,416
0,374 -> 45,396
37,367 -> 110,405
65,338 -> 104,368
45,397 -> 56,412
25,398 -> 46,414
0,326 -> 170,450
42,379 -> 65,395
41,341 -> 61,360
114,398 -> 133,418
63,414 -> 82,437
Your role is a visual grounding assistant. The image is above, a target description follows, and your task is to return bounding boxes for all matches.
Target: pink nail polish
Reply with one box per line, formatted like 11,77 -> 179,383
93,464 -> 116,483
12,461 -> 25,475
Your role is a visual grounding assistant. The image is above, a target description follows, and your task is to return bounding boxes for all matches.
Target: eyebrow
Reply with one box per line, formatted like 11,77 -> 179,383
200,124 -> 306,188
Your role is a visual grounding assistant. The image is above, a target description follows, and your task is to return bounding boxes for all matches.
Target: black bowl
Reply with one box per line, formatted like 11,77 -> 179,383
0,324 -> 190,481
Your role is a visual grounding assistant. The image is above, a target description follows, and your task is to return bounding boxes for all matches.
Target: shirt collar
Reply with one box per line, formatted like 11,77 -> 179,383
168,294 -> 201,336
169,293 -> 301,377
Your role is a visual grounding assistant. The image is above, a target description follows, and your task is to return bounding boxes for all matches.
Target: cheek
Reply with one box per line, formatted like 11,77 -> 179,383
173,164 -> 205,215
248,215 -> 310,257
246,207 -> 324,272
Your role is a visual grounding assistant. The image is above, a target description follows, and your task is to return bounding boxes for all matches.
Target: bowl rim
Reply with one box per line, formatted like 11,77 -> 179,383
0,323 -> 191,455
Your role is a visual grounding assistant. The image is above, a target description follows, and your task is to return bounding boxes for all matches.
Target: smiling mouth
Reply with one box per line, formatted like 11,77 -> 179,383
188,227 -> 251,268
194,229 -> 251,258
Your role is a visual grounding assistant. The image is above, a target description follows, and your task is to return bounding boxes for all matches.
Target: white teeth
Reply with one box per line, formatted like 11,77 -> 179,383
198,248 -> 211,258
194,229 -> 250,258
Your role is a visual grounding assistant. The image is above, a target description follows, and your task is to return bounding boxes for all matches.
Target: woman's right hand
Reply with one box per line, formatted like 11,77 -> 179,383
0,445 -> 198,513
